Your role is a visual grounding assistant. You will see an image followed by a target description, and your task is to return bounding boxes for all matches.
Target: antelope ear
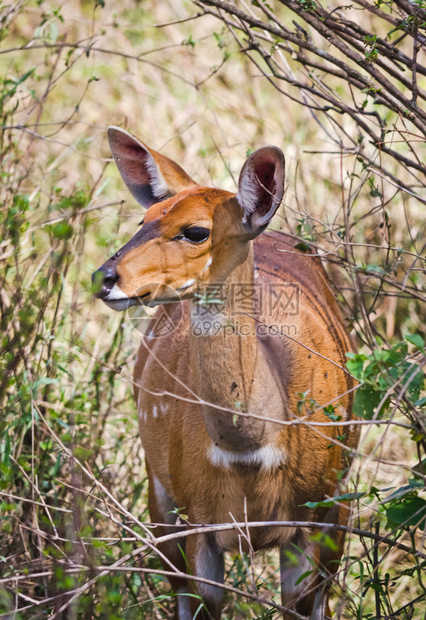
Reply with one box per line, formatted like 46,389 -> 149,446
107,127 -> 198,208
236,146 -> 285,232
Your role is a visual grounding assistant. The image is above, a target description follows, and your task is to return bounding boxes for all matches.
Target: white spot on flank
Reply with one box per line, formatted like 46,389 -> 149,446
159,401 -> 168,415
137,392 -> 147,422
143,402 -> 168,420
208,443 -> 286,470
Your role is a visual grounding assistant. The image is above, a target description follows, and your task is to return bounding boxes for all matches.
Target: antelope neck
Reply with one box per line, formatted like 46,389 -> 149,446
189,242 -> 285,454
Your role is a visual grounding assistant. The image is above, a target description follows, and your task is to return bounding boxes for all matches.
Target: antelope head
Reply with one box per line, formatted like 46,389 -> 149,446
92,127 -> 285,310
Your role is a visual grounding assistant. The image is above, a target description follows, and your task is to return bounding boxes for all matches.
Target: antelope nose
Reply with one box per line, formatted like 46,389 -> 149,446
92,265 -> 118,299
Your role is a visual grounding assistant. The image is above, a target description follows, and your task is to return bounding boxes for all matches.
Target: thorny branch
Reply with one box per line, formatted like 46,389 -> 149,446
194,0 -> 426,184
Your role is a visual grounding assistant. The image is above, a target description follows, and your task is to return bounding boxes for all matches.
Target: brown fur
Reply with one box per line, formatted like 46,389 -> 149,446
95,130 -> 359,619
132,231 -> 358,618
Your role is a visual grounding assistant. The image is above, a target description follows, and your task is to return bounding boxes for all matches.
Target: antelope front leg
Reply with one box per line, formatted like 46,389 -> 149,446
185,533 -> 224,620
280,539 -> 328,620
147,467 -> 192,620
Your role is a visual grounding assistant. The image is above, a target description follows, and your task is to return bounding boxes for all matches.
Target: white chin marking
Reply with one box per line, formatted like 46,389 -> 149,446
103,297 -> 136,311
104,283 -> 129,300
208,443 -> 286,470
102,284 -> 136,311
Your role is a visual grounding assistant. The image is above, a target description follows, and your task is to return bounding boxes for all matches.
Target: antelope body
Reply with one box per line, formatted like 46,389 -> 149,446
93,127 -> 359,619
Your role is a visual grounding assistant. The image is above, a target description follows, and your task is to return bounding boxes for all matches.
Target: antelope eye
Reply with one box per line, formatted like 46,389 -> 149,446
182,227 -> 210,243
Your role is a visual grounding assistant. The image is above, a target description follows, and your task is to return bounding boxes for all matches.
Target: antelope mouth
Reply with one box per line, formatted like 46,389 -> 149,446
103,289 -> 182,311
102,289 -> 151,311
103,296 -> 143,311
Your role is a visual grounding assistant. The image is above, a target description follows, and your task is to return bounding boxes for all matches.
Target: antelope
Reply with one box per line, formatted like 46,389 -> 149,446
93,127 -> 359,620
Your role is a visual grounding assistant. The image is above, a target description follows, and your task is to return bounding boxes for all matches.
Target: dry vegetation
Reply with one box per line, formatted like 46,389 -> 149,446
0,0 -> 425,618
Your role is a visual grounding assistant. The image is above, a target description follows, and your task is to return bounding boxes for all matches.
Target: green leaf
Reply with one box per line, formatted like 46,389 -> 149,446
73,446 -> 94,462
365,263 -> 386,274
403,363 -> 424,402
399,560 -> 426,578
294,241 -> 311,252
381,480 -> 424,503
48,21 -> 58,44
53,221 -> 73,240
309,531 -> 339,552
295,569 -> 314,585
353,386 -> 388,419
405,334 -> 425,351
323,404 -> 341,422
385,496 -> 426,530
346,352 -> 367,379
301,491 -> 365,508
31,377 -> 58,398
